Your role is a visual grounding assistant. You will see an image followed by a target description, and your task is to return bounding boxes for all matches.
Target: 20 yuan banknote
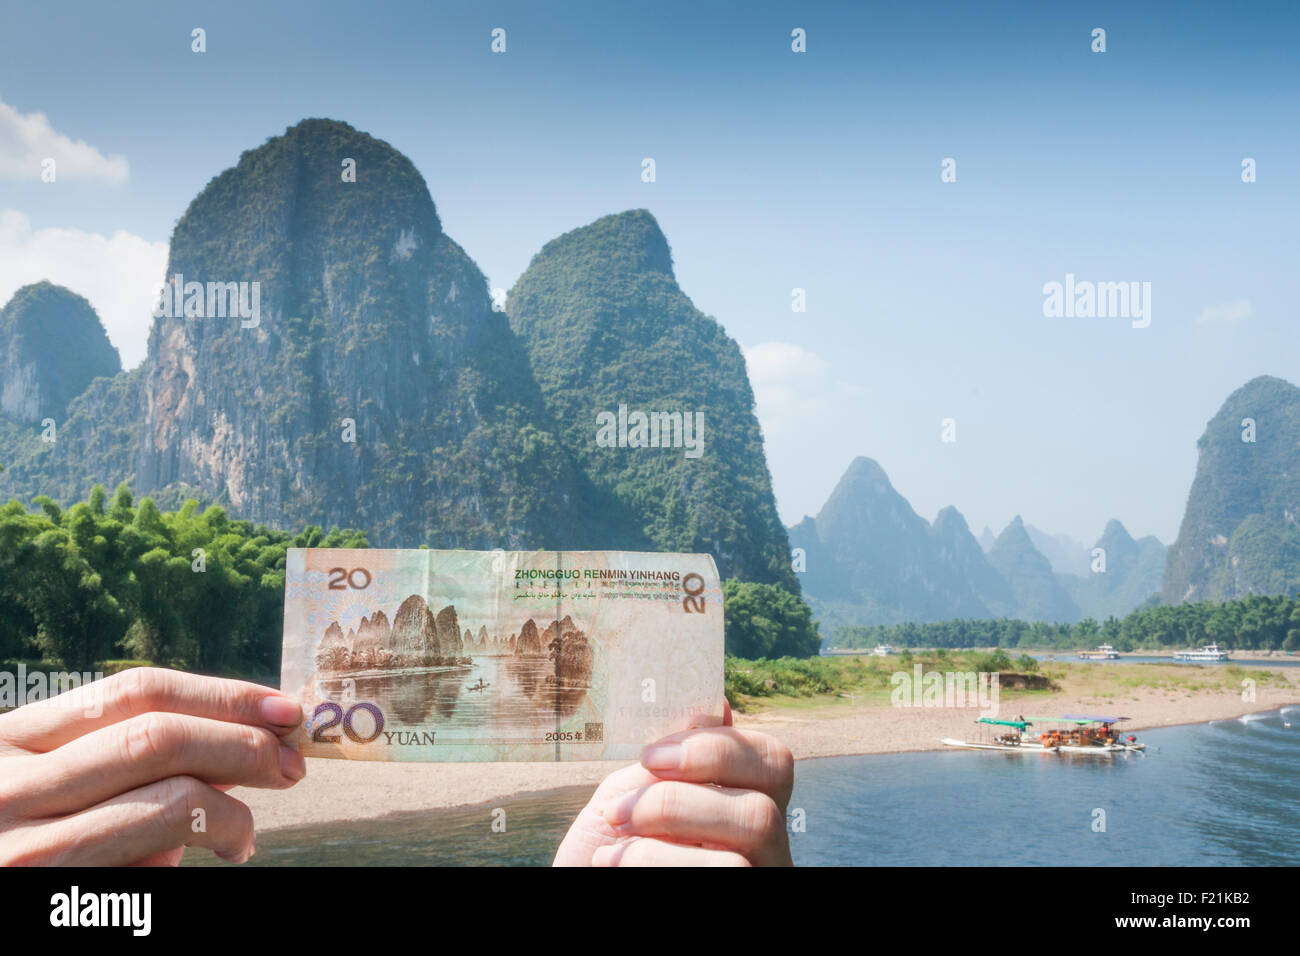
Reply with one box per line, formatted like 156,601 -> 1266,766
281,549 -> 725,761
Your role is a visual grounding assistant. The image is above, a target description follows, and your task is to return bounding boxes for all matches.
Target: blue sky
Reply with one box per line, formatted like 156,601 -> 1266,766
1,0 -> 1296,545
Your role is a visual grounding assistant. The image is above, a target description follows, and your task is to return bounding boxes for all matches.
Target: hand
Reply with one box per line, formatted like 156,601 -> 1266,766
0,667 -> 305,866
554,700 -> 794,866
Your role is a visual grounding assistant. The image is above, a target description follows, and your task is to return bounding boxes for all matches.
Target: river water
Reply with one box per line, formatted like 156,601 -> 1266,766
184,705 -> 1300,866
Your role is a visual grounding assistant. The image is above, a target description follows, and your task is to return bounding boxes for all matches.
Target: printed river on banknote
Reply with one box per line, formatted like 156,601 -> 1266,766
281,549 -> 725,761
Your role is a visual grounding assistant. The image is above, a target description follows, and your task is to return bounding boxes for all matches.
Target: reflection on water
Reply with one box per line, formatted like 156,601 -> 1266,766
185,708 -> 1300,866
315,655 -> 589,731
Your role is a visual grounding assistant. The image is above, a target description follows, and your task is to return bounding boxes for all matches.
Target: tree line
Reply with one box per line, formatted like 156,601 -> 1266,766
833,594 -> 1300,652
1,483 -> 822,672
0,482 -> 366,673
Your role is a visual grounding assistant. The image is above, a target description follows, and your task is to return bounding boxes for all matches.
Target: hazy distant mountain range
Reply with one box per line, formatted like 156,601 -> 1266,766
792,373 -> 1300,632
788,457 -> 1165,630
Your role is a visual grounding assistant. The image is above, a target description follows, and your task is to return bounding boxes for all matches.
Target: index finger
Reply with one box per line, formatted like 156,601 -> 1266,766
637,725 -> 794,807
0,667 -> 302,753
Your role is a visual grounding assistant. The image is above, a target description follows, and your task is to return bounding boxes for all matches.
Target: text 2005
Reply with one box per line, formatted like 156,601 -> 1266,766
545,731 -> 578,741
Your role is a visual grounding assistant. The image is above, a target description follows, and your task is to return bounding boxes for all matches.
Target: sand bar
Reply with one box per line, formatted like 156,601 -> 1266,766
234,665 -> 1300,831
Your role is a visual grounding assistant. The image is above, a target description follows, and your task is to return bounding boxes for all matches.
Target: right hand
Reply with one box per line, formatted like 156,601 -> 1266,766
0,667 -> 306,866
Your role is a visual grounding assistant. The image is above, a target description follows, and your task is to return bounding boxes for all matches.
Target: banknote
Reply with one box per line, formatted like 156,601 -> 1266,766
281,549 -> 725,761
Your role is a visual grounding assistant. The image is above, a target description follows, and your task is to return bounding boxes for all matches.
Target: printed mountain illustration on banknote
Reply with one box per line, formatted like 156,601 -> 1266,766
283,548 -> 723,761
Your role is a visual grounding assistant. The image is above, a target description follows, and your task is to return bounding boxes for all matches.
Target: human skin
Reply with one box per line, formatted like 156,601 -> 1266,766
0,667 -> 305,866
0,669 -> 793,867
554,700 -> 795,866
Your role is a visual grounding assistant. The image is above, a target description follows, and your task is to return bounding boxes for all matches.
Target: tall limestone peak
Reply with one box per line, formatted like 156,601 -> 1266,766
525,209 -> 674,281
1098,518 -> 1135,549
816,457 -> 926,546
791,459 -> 1005,628
989,516 -> 1080,622
134,118 -> 590,548
507,208 -> 795,589
0,282 -> 120,423
931,506 -> 1017,617
1024,524 -> 1091,577
1163,375 -> 1300,603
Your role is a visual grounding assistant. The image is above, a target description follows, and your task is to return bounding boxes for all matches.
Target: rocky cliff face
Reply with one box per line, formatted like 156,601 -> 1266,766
1,121 -> 805,604
506,209 -> 797,591
0,285 -> 137,505
133,119 -> 593,549
1163,375 -> 1300,603
0,282 -> 120,424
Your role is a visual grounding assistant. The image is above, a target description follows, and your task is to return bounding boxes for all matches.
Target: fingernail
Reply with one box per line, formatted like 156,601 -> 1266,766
280,744 -> 307,781
261,696 -> 302,726
601,788 -> 641,828
640,742 -> 684,772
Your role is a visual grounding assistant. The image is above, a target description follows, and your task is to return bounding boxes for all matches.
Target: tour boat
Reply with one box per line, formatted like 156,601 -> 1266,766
1078,644 -> 1120,660
1173,643 -> 1229,663
871,644 -> 896,656
942,715 -> 1145,755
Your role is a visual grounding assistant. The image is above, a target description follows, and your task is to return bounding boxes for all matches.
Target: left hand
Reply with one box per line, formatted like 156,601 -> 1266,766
553,701 -> 794,866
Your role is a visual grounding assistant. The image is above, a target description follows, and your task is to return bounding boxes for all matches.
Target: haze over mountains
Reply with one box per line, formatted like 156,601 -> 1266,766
789,457 -> 1165,630
0,118 -> 1297,638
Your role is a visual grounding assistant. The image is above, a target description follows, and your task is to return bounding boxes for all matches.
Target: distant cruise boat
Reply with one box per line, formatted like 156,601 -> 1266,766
1078,644 -> 1120,660
1173,643 -> 1229,663
871,644 -> 896,656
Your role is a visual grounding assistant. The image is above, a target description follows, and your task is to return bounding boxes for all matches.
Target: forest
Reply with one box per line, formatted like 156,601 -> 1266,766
0,481 -> 821,672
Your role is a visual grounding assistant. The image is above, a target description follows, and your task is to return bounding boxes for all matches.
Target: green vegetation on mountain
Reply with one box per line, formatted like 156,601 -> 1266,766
133,118 -> 601,552
0,282 -> 120,423
0,283 -> 139,507
1,124 -> 804,631
1163,375 -> 1300,603
507,210 -> 797,591
0,366 -> 143,506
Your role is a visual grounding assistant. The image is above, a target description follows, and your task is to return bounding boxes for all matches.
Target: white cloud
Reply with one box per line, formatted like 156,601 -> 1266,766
0,98 -> 129,182
0,209 -> 167,368
743,341 -> 860,438
1195,299 -> 1252,326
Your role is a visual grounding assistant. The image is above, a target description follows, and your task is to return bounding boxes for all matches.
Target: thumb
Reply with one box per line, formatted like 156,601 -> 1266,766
722,697 -> 734,727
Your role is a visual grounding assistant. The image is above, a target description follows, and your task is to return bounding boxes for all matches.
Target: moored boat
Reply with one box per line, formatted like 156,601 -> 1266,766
942,715 -> 1145,755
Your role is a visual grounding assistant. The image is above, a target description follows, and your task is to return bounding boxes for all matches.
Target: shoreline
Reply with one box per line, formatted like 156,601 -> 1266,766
236,674 -> 1300,832
825,647 -> 1300,662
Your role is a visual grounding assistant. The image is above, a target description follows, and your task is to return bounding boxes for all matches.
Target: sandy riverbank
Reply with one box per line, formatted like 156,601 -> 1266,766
234,666 -> 1300,831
